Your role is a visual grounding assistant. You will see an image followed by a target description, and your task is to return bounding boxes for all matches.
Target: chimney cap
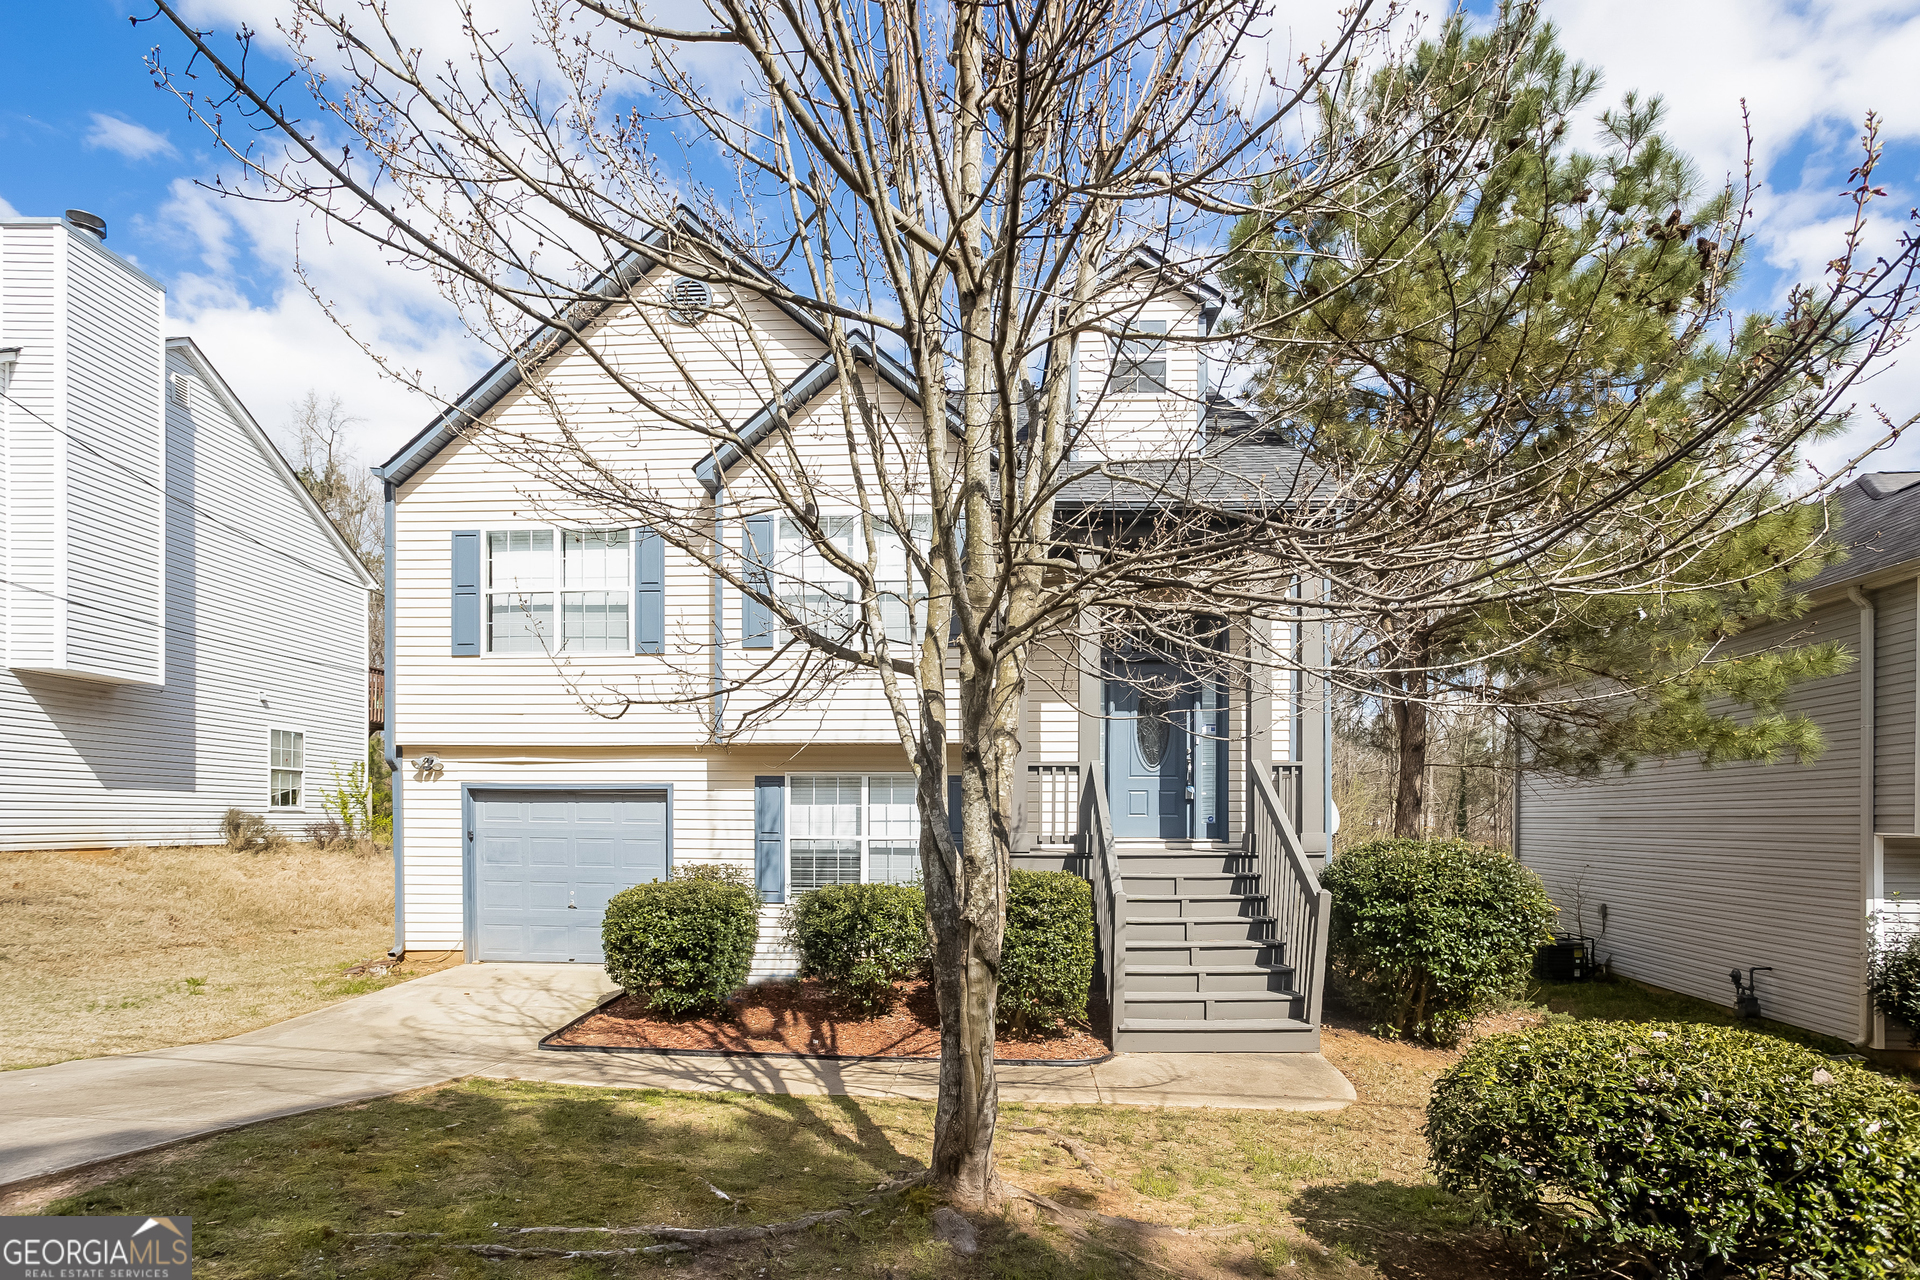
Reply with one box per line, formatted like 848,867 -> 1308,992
63,209 -> 107,240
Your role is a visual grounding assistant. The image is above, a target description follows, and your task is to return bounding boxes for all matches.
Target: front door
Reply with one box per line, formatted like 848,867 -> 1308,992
1107,664 -> 1193,839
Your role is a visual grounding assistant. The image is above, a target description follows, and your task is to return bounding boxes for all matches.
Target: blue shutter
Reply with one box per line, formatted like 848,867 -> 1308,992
947,774 -> 963,851
742,514 -> 774,648
754,775 -> 786,903
634,529 -> 664,654
450,530 -> 481,656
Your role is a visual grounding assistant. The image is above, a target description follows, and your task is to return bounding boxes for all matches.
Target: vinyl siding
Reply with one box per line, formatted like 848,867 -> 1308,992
396,741 -> 928,975
3,224 -> 65,668
1517,598 -> 1868,1041
58,232 -> 166,682
1876,579 -> 1918,832
0,344 -> 370,848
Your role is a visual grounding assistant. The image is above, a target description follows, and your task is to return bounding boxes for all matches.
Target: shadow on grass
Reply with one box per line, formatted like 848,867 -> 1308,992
1531,978 -> 1862,1057
1290,1181 -> 1531,1280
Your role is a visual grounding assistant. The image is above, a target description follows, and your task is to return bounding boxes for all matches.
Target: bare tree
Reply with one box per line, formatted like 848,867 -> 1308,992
144,0 -> 1915,1204
278,391 -> 385,664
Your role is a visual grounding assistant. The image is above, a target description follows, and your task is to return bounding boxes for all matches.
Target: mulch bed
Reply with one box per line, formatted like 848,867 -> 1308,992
544,977 -> 1112,1063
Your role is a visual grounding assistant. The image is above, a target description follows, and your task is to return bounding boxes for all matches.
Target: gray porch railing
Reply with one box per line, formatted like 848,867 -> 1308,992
1077,765 -> 1128,1021
1247,764 -> 1331,1025
1270,761 -> 1305,842
1028,764 -> 1081,846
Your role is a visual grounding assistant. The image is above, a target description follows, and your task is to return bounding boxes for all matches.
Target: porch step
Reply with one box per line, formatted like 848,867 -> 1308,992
1115,847 -> 1247,875
1122,989 -> 1304,1021
1126,894 -> 1265,919
1124,937 -> 1286,968
1122,872 -> 1258,898
1126,914 -> 1274,942
1113,1017 -> 1320,1054
1126,962 -> 1297,993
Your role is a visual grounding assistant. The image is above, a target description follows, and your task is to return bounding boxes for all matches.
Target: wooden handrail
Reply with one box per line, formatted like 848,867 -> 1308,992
1078,764 -> 1128,1020
1247,764 -> 1331,1026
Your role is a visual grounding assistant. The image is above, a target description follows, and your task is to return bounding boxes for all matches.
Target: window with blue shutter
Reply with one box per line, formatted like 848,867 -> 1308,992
634,528 -> 664,654
754,775 -> 786,903
450,530 -> 481,656
742,514 -> 774,648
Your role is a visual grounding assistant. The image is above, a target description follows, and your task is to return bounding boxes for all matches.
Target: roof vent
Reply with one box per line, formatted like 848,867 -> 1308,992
64,209 -> 107,240
669,275 -> 711,324
1858,472 -> 1920,501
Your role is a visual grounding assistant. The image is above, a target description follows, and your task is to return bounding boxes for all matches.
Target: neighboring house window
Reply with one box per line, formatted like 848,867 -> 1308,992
788,773 -> 922,891
771,513 -> 929,646
1107,319 -> 1168,394
269,729 -> 304,808
486,528 -> 631,653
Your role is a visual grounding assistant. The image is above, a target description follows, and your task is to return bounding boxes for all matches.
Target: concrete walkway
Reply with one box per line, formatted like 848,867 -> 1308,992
0,964 -> 1354,1189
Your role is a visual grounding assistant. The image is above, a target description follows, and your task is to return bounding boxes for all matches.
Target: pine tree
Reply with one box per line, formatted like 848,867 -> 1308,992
1225,13 -> 1852,836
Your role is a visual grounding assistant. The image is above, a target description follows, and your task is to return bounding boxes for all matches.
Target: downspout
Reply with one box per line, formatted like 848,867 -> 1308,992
711,477 -> 726,741
1321,575 -> 1335,859
383,478 -> 404,960
1848,586 -> 1875,1045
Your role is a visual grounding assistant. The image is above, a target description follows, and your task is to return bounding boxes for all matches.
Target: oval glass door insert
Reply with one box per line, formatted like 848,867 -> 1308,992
1137,696 -> 1170,767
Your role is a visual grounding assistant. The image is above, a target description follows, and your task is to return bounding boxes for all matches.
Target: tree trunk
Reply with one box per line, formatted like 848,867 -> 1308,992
1391,648 -> 1429,837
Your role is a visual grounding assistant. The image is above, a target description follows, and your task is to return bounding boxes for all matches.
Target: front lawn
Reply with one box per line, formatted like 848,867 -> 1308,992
14,976 -> 1899,1278
1,842 -> 454,1069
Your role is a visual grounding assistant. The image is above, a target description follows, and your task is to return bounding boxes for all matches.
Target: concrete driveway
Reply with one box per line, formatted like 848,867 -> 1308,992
0,963 -> 1354,1190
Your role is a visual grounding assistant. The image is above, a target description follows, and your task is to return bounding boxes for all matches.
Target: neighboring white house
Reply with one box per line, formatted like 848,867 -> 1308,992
0,211 -> 377,849
376,210 -> 1337,1051
1518,472 -> 1920,1051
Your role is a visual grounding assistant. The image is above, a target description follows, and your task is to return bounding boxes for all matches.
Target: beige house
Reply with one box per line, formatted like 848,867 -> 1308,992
1518,471 -> 1920,1049
374,209 -> 1334,1051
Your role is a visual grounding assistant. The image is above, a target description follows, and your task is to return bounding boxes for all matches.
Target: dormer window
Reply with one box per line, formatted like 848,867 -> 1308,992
1108,320 -> 1167,395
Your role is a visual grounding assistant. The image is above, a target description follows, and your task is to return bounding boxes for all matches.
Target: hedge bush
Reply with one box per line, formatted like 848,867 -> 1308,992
601,866 -> 758,1016
787,882 -> 930,1012
999,869 -> 1094,1034
1322,837 -> 1554,1045
1426,1021 -> 1920,1278
1868,925 -> 1920,1043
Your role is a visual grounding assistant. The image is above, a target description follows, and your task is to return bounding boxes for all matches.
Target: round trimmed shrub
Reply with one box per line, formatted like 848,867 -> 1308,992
999,869 -> 1094,1034
601,866 -> 758,1016
787,882 -> 931,1013
1426,1021 -> 1920,1278
1322,837 -> 1554,1045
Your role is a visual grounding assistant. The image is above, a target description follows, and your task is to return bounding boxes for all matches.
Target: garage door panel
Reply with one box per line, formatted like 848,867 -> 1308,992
471,788 -> 670,962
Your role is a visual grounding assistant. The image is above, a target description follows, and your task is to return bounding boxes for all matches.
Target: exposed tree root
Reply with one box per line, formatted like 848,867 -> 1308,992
1008,1125 -> 1121,1189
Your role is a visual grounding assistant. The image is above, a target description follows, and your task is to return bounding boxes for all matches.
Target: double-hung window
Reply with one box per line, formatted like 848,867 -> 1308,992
486,529 -> 630,653
269,729 -> 304,809
1107,319 -> 1168,394
771,514 -> 929,647
788,773 -> 922,892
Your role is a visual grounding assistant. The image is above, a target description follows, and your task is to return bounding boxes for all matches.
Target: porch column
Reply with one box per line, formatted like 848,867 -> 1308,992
1298,576 -> 1331,859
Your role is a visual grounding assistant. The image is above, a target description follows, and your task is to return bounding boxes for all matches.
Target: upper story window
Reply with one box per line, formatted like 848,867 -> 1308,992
771,513 -> 928,646
1106,320 -> 1168,395
269,728 -> 304,809
486,528 -> 630,654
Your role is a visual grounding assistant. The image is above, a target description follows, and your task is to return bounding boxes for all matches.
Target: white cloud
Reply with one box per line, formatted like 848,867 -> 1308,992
152,179 -> 489,467
0,193 -> 19,219
83,113 -> 179,162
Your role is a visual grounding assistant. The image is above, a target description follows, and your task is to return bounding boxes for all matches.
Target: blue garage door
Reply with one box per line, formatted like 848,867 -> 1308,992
471,789 -> 668,962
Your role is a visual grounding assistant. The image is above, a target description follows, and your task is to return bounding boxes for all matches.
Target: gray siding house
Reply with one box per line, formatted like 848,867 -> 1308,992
1518,472 -> 1920,1049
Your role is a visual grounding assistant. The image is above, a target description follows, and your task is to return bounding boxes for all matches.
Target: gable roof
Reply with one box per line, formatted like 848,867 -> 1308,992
1801,471 -> 1920,594
166,337 -> 379,590
373,205 -> 924,489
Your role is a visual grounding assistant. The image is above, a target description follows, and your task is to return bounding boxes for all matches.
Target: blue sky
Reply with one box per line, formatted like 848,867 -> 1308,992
6,0 -> 1920,475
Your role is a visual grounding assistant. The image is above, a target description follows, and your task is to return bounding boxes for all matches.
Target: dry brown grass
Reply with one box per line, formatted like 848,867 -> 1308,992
0,841 -> 446,1069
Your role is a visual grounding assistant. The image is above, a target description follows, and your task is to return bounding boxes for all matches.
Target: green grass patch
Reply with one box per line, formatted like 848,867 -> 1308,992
1531,978 -> 1863,1058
